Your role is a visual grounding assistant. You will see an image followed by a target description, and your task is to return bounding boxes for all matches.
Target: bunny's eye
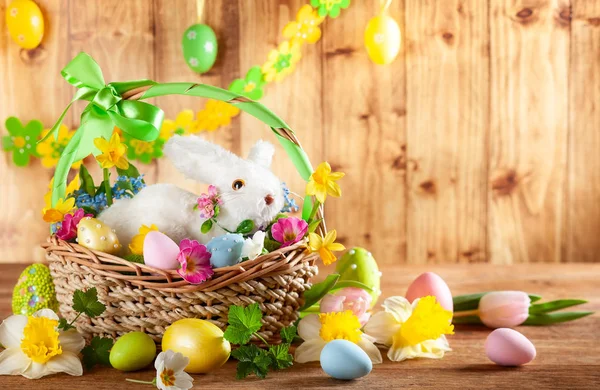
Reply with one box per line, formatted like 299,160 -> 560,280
232,179 -> 245,191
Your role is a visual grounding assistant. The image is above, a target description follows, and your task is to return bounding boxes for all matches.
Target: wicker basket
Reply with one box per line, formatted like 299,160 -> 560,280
41,78 -> 325,344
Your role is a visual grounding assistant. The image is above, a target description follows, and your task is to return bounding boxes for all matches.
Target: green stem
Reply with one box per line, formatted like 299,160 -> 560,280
68,312 -> 83,327
307,200 -> 321,224
103,168 -> 113,206
453,309 -> 479,318
253,332 -> 270,347
125,378 -> 156,385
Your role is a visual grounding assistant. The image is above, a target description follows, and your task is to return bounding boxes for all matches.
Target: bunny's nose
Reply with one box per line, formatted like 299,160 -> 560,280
265,195 -> 275,206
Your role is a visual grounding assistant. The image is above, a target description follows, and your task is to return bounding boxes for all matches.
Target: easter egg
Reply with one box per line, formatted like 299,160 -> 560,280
143,231 -> 180,270
405,272 -> 453,313
110,331 -> 157,371
12,264 -> 58,316
320,339 -> 372,380
77,217 -> 122,254
485,328 -> 536,366
207,233 -> 244,268
364,13 -> 401,65
162,318 -> 230,374
335,248 -> 381,308
5,0 -> 44,50
182,24 -> 218,73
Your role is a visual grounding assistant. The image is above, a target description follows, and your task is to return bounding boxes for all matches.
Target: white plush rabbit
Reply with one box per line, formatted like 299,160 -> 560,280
98,135 -> 284,249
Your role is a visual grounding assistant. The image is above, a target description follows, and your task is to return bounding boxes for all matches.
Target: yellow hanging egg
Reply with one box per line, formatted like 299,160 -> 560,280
364,13 -> 401,65
5,0 -> 44,50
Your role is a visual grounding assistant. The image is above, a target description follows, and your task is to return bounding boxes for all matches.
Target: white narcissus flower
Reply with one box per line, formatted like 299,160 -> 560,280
155,350 -> 193,390
0,309 -> 85,379
241,231 -> 265,260
294,311 -> 382,364
364,296 -> 454,362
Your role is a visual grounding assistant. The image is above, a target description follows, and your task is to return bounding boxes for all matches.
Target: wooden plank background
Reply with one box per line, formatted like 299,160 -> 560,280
0,0 -> 599,265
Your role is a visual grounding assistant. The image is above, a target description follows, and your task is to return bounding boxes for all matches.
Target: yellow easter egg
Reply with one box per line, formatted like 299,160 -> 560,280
5,0 -> 44,49
77,217 -> 122,254
162,319 -> 231,374
364,13 -> 401,65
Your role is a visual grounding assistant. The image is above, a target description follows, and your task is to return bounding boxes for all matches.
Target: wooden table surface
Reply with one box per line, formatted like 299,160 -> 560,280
0,263 -> 598,389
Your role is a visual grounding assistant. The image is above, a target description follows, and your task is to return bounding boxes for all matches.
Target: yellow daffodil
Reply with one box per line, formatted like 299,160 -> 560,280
364,296 -> 454,362
94,133 -> 129,170
161,110 -> 197,138
308,230 -> 345,265
0,309 -> 85,379
129,224 -> 159,255
42,197 -> 76,223
306,162 -> 344,203
36,125 -> 82,169
294,311 -> 382,364
196,100 -> 241,132
283,5 -> 324,45
261,41 -> 302,83
43,176 -> 80,213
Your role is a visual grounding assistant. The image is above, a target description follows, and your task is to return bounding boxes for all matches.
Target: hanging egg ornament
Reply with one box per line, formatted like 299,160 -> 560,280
182,24 -> 218,73
364,11 -> 401,65
5,0 -> 44,50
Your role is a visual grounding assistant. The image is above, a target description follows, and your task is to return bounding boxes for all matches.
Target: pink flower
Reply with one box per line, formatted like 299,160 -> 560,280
478,291 -> 531,328
320,287 -> 372,325
271,217 -> 308,247
177,239 -> 214,284
56,209 -> 92,241
196,185 -> 222,219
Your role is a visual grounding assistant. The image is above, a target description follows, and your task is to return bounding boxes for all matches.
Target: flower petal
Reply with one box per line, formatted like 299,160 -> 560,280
294,338 -> 327,363
0,315 -> 27,348
59,330 -> 86,354
382,296 -> 413,322
45,351 -> 83,377
363,312 -> 399,346
165,350 -> 190,373
297,314 -> 321,340
327,243 -> 346,252
357,336 -> 383,364
174,371 -> 194,390
326,180 -> 342,198
0,348 -> 30,376
21,362 -> 51,379
33,309 -> 60,321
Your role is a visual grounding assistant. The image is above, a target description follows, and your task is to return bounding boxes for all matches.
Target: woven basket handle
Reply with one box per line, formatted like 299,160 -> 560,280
122,84 -> 326,235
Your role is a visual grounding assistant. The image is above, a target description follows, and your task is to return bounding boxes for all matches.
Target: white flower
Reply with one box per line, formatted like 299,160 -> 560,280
187,31 -> 197,40
241,231 -> 265,260
363,296 -> 454,362
155,350 -> 193,390
294,311 -> 382,364
0,309 -> 85,379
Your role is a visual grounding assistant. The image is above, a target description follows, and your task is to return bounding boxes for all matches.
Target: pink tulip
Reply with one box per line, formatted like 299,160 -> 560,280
320,287 -> 372,325
478,291 -> 531,328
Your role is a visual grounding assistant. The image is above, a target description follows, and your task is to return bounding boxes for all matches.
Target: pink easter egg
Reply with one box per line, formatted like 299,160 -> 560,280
143,231 -> 180,270
405,272 -> 453,312
485,328 -> 536,366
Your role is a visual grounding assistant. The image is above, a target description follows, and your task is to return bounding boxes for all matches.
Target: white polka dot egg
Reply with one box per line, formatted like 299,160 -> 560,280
77,217 -> 122,254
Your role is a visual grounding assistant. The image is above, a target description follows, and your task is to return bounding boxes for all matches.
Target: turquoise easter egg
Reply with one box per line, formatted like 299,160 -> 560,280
207,233 -> 244,268
335,247 -> 381,308
182,24 -> 218,73
320,339 -> 372,380
12,264 -> 59,315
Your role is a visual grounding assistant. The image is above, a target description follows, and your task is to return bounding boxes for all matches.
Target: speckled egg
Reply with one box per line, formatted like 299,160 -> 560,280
77,217 -> 122,254
206,233 -> 244,268
12,264 -> 58,316
335,247 -> 381,308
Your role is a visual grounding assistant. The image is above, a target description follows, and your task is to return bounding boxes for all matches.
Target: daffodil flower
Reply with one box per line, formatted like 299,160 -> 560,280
295,310 -> 381,364
94,133 -> 129,170
42,176 -> 80,218
306,162 -> 344,203
129,224 -> 159,255
42,197 -> 76,223
308,229 -> 345,265
0,309 -> 85,379
364,296 -> 454,362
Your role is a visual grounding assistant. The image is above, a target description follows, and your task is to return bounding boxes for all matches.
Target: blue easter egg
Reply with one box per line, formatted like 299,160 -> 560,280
320,339 -> 372,380
207,233 -> 244,268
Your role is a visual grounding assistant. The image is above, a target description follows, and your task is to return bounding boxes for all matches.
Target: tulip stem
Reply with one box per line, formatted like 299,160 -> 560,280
452,309 -> 479,318
103,168 -> 113,206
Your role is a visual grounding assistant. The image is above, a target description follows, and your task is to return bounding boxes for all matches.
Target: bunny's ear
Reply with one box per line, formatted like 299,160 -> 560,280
247,140 -> 275,168
164,135 -> 242,184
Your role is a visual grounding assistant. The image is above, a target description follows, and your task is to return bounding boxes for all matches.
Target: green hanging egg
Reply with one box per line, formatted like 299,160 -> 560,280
12,264 -> 59,316
182,24 -> 218,74
335,247 -> 381,308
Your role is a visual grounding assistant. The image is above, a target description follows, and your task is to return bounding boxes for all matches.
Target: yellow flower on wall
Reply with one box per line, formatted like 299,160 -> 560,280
36,125 -> 82,169
160,110 -> 197,138
283,5 -> 324,45
196,100 -> 241,132
261,41 -> 302,83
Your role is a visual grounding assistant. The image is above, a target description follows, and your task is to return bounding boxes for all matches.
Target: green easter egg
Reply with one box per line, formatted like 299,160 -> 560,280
110,331 -> 157,371
12,264 -> 59,316
335,247 -> 381,308
182,24 -> 218,73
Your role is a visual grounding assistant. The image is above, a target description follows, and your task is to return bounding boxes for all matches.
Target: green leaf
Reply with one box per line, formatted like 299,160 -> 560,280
223,304 -> 263,345
116,162 -> 143,182
299,274 -> 340,311
236,219 -> 254,234
264,238 -> 282,252
95,180 -> 108,196
280,325 -> 297,344
307,218 -> 323,233
268,344 -> 293,370
73,288 -> 106,318
231,345 -> 271,379
123,254 -> 145,264
201,219 -> 213,234
332,280 -> 374,293
451,315 -> 483,325
79,165 -> 96,196
214,205 -> 220,218
58,318 -> 75,331
81,336 -> 113,370
453,292 -> 542,312
116,180 -> 134,192
529,299 -> 588,314
81,206 -> 98,217
523,311 -> 594,326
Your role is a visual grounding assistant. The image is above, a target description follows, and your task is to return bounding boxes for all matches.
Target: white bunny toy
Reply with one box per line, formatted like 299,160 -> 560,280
98,135 -> 284,249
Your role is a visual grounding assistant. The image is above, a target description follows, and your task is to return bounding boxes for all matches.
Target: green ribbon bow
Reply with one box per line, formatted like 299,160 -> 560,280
46,53 -> 164,206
